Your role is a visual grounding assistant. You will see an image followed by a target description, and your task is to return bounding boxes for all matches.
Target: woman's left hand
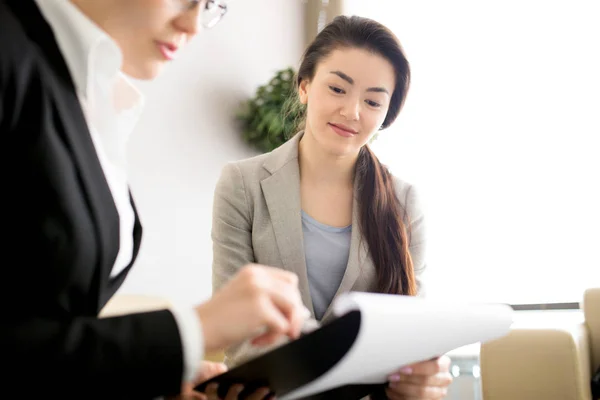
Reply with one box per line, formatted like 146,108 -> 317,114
385,355 -> 453,400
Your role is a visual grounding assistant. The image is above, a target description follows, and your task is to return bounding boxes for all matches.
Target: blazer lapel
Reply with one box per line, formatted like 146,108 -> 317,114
261,134 -> 315,315
12,0 -> 121,302
99,191 -> 144,308
321,179 -> 369,322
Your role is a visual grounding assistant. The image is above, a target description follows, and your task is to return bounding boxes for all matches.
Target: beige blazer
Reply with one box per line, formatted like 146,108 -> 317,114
211,132 -> 427,366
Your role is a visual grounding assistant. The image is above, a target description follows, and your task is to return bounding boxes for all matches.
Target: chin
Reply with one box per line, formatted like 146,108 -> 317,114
311,129 -> 353,156
325,138 -> 359,157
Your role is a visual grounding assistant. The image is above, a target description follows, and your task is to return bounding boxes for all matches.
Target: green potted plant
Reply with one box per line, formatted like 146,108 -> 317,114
237,67 -> 304,153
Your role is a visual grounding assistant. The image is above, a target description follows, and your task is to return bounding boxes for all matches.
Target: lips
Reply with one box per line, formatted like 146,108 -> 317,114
328,123 -> 358,138
156,41 -> 178,61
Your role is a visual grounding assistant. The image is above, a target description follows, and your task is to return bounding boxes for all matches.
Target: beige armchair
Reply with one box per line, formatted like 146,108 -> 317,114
480,288 -> 600,400
99,293 -> 172,317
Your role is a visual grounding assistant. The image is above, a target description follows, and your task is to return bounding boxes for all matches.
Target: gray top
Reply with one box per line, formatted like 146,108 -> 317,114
301,210 -> 352,320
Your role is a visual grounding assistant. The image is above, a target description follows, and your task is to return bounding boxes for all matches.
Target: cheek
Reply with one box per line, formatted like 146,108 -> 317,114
361,109 -> 386,134
307,91 -> 334,125
311,90 -> 345,119
110,16 -> 152,50
124,1 -> 170,38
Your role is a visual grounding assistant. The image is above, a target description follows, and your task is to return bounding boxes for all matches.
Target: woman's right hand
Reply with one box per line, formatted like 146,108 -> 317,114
205,383 -> 274,400
195,264 -> 307,353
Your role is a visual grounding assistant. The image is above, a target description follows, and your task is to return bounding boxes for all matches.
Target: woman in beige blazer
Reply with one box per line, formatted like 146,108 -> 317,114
211,15 -> 453,400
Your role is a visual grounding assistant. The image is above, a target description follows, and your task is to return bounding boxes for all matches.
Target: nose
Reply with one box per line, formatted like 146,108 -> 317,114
175,6 -> 202,38
340,96 -> 360,121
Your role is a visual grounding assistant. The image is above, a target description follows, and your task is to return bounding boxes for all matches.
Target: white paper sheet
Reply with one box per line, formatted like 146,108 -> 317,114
280,292 -> 513,399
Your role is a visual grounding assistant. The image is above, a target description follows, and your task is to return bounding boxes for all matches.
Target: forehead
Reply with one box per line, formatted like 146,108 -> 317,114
314,47 -> 396,89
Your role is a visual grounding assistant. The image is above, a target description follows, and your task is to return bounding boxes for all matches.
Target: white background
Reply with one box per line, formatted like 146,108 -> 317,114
347,0 -> 600,304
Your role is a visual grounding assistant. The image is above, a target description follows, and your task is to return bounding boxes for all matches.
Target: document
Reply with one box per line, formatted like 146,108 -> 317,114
195,292 -> 513,400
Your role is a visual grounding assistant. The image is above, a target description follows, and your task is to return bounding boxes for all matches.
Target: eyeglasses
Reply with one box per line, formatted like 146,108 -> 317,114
180,0 -> 228,29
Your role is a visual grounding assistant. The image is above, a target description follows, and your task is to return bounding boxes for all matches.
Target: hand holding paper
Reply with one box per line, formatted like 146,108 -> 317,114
386,356 -> 453,400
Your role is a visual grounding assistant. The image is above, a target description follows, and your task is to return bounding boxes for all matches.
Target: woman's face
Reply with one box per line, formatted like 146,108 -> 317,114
299,47 -> 396,157
71,0 -> 218,80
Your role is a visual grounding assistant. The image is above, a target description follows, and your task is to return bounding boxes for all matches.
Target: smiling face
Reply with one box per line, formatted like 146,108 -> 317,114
71,0 -> 208,80
298,47 -> 396,158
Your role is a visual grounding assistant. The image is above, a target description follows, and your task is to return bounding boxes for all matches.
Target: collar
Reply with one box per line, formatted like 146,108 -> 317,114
34,0 -> 143,113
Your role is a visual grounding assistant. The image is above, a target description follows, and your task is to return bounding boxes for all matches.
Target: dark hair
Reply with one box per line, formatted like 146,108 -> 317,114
290,15 -> 417,296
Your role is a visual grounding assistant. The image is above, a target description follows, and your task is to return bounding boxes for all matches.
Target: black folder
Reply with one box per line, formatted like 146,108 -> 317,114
194,310 -> 387,399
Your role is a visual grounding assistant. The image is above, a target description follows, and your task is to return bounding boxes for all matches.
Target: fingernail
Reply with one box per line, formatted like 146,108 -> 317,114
388,374 -> 401,382
400,366 -> 413,374
301,319 -> 320,334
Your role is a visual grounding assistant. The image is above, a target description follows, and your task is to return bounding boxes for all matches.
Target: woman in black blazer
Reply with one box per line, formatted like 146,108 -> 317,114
0,0 -> 307,398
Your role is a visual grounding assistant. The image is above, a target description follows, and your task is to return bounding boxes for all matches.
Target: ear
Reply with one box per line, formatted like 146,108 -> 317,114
298,79 -> 310,105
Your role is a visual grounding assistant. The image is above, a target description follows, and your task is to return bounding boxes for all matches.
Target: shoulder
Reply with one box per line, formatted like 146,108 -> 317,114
391,174 -> 417,206
390,174 -> 413,199
220,136 -> 298,184
230,151 -> 272,175
389,173 -> 425,223
215,150 -> 275,205
0,2 -> 38,78
0,1 -> 24,47
218,151 -> 271,188
0,3 -> 49,129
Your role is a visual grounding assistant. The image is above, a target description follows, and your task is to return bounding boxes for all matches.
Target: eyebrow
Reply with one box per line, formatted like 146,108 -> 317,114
329,70 -> 390,94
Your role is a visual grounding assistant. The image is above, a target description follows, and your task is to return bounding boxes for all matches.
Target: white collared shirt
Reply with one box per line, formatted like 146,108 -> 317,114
34,0 -> 203,386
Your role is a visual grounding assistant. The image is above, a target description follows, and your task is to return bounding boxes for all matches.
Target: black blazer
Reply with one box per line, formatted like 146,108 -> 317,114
0,1 -> 184,397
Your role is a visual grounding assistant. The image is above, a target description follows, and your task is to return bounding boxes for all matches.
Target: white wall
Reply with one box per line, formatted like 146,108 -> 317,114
118,0 -> 306,306
344,0 -> 600,304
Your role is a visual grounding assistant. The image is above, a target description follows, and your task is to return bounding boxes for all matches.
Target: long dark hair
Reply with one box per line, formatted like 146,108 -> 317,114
290,15 -> 417,296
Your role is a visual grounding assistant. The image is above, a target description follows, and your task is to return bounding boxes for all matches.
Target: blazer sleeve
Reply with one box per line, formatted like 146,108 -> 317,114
403,183 -> 428,297
2,311 -> 184,398
212,162 -> 272,366
211,162 -> 255,292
